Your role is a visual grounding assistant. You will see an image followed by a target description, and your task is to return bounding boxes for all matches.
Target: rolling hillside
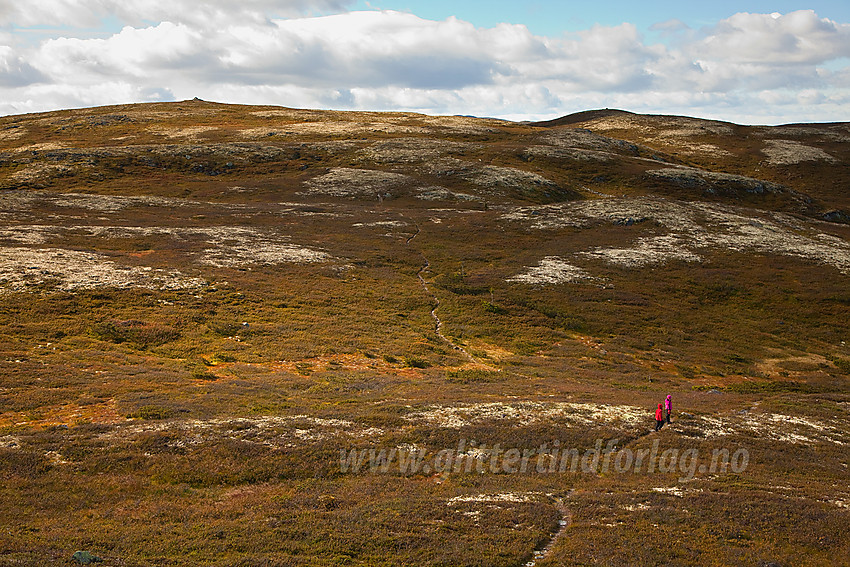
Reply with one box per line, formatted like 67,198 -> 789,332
1,101 -> 848,566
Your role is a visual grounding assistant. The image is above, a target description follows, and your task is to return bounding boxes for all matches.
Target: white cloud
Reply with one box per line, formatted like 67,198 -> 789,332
0,7 -> 848,123
0,46 -> 46,87
33,23 -> 209,83
0,0 -> 354,27
697,10 -> 850,65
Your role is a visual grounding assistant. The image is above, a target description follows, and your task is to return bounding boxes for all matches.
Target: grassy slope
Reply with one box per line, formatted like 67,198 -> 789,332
0,101 -> 848,566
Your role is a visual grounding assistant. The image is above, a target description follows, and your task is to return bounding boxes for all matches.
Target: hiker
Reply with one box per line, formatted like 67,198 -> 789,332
654,403 -> 664,431
665,394 -> 672,423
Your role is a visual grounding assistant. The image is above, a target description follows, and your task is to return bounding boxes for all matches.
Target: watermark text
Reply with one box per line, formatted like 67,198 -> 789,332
340,439 -> 749,482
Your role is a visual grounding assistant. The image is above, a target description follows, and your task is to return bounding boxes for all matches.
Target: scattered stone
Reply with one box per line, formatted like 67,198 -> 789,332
319,495 -> 337,510
823,210 -> 850,224
647,166 -> 786,195
71,550 -> 103,564
612,216 -> 646,226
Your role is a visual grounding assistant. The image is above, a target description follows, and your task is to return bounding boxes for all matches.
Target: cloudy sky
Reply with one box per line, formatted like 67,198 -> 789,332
1,0 -> 848,123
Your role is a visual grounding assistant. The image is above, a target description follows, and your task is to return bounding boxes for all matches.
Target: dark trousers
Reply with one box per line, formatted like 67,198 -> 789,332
655,419 -> 664,431
666,410 -> 671,423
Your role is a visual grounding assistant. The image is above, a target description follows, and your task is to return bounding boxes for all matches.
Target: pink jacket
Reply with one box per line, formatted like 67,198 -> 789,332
665,395 -> 672,412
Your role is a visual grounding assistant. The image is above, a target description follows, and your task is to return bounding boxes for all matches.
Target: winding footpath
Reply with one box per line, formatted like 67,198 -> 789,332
526,497 -> 571,566
404,215 -> 569,565
403,218 -> 477,363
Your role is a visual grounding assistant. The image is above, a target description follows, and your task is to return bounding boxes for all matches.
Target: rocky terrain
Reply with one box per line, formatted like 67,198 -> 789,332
0,101 -> 848,565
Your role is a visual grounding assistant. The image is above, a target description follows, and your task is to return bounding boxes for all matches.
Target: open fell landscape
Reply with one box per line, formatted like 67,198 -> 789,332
0,100 -> 849,566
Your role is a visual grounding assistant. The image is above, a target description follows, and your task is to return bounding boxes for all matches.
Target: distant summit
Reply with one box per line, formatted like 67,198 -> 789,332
530,109 -> 636,127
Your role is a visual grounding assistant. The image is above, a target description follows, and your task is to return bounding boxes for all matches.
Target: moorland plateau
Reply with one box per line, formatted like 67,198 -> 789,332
0,101 -> 849,565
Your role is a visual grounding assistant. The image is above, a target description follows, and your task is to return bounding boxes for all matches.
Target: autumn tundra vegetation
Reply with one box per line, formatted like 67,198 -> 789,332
0,100 -> 849,565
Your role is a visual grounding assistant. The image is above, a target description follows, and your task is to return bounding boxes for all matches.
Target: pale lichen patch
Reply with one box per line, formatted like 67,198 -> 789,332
170,226 -> 331,268
586,115 -> 734,138
503,197 -> 850,275
0,190 -> 194,213
446,492 -> 542,505
507,256 -> 597,285
0,224 -> 331,269
95,415 -> 384,449
302,168 -> 418,199
469,165 -> 560,196
762,139 -> 838,165
695,411 -> 849,446
580,235 -> 702,268
357,137 -> 474,164
148,125 -> 218,139
352,221 -> 408,229
0,247 -> 205,292
251,121 -> 429,138
13,142 -> 68,152
416,188 -> 478,201
0,127 -> 26,141
405,401 -> 646,428
9,163 -> 76,183
651,487 -> 686,497
0,225 -> 61,244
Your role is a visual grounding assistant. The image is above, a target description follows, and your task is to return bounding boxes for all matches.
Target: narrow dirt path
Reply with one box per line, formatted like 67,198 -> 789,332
525,497 -> 571,566
403,216 -> 578,565
403,216 -> 477,363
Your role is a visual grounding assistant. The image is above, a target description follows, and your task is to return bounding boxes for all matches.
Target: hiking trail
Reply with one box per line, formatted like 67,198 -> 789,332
525,496 -> 571,566
403,217 -> 477,363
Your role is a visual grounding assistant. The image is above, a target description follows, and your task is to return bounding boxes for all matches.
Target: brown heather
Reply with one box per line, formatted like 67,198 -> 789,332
0,102 -> 848,565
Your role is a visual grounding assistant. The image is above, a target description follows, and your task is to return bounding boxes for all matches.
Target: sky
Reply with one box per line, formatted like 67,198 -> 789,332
0,1 -> 848,124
